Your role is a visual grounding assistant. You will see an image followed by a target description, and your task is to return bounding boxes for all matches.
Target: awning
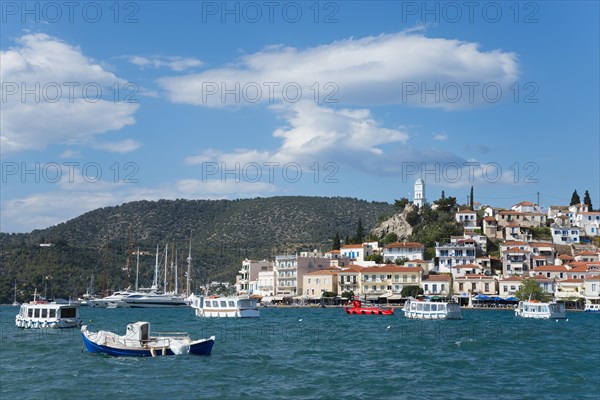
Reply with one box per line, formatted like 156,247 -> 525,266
474,294 -> 491,300
366,295 -> 379,301
261,296 -> 274,303
378,293 -> 393,298
388,294 -> 404,300
273,295 -> 284,301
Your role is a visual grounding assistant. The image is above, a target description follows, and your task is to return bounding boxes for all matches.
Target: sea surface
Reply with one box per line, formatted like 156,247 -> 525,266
1,305 -> 599,400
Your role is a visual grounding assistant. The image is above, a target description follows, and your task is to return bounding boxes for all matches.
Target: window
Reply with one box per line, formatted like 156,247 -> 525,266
41,309 -> 47,318
485,283 -> 489,291
432,284 -> 438,292
424,284 -> 429,291
324,278 -> 328,284
308,278 -> 311,284
403,275 -> 407,282
459,283 -> 464,291
504,285 -> 508,292
411,275 -> 416,282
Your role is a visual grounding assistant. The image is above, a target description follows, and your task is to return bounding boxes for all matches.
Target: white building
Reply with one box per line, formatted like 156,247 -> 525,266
382,242 -> 425,262
238,259 -> 273,294
340,243 -> 372,262
550,224 -> 580,244
435,238 -> 477,272
413,178 -> 426,208
455,209 -> 478,228
576,211 -> 600,236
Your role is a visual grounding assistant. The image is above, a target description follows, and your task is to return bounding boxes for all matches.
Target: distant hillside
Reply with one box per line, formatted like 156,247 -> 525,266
0,196 -> 394,303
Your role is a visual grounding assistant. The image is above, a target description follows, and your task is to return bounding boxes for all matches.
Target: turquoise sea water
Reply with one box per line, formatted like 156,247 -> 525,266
1,305 -> 599,400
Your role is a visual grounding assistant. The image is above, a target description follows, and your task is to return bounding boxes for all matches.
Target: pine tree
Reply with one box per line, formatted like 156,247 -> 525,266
583,190 -> 593,211
332,232 -> 341,250
570,190 -> 581,206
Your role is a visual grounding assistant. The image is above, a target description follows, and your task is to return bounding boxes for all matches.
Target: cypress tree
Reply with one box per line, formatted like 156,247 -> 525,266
583,190 -> 593,211
570,190 -> 581,206
332,232 -> 341,250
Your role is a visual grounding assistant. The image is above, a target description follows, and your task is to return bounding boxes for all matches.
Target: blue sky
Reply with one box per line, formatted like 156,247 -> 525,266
1,1 -> 598,233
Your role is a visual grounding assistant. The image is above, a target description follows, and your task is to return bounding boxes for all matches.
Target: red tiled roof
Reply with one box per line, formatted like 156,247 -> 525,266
361,265 -> 423,273
533,265 -> 568,272
384,242 -> 424,249
305,270 -> 338,276
558,278 -> 584,283
341,244 -> 364,249
458,274 -> 494,279
500,276 -> 523,282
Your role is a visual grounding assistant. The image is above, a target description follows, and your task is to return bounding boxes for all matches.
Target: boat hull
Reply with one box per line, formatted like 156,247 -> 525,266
344,307 -> 394,315
82,332 -> 215,357
195,308 -> 260,318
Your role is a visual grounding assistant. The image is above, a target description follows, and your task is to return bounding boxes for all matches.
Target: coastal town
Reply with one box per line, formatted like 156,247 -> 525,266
234,180 -> 600,309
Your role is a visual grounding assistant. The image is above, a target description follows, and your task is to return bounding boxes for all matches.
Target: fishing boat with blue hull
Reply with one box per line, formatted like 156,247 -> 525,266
81,321 -> 215,357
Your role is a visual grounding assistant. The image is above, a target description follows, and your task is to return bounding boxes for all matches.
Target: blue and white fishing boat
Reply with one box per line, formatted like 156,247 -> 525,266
81,321 -> 215,357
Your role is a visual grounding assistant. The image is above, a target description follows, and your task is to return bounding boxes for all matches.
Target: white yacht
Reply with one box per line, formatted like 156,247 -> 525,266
515,300 -> 566,319
402,298 -> 462,320
189,295 -> 260,318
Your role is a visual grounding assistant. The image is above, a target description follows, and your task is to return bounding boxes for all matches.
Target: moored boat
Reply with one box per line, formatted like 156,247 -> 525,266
344,299 -> 394,315
515,300 -> 566,319
584,301 -> 600,312
15,295 -> 82,329
402,298 -> 462,320
189,294 -> 260,318
81,321 -> 215,357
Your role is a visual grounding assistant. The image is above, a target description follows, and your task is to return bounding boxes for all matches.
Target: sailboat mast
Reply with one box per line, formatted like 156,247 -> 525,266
135,247 -> 140,291
186,231 -> 192,296
174,249 -> 178,295
103,235 -> 110,297
153,244 -> 159,289
164,243 -> 168,292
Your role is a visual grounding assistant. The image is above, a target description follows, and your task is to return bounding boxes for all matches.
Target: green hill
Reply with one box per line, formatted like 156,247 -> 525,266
0,196 -> 394,303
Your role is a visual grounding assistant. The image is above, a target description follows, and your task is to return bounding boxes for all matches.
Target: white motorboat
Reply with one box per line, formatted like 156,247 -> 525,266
515,300 -> 566,319
15,293 -> 82,329
402,298 -> 462,320
189,295 -> 260,318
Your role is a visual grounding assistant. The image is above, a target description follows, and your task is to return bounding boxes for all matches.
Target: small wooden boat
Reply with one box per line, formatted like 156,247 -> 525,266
344,299 -> 394,315
81,321 -> 215,357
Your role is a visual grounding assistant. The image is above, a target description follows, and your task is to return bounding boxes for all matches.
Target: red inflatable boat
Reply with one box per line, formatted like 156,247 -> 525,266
344,299 -> 394,315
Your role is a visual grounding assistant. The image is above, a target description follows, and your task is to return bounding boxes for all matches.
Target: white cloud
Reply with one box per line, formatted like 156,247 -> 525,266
185,101 -> 409,169
0,33 -> 139,154
93,139 -> 141,153
127,55 -> 203,71
157,31 -> 518,109
433,133 -> 448,141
